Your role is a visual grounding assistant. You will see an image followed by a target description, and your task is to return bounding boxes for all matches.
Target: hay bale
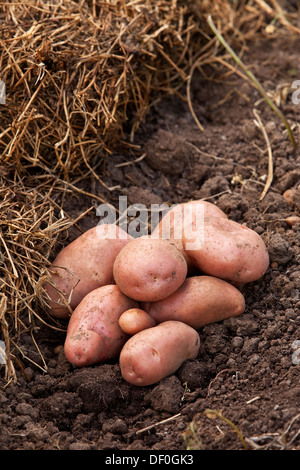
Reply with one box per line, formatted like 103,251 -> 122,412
0,0 -> 267,177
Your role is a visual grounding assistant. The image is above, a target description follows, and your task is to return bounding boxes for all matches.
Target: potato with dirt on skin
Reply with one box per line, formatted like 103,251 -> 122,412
142,275 -> 245,329
183,217 -> 269,284
43,224 -> 132,319
119,308 -> 156,335
151,199 -> 227,271
113,237 -> 188,302
64,284 -> 138,367
119,321 -> 200,386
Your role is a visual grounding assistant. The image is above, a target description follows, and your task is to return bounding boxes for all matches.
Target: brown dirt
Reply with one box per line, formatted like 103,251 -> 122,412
1,34 -> 300,451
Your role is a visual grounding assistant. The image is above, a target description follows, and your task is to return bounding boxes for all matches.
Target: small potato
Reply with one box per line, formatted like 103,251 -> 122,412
119,321 -> 200,386
64,284 -> 138,367
183,217 -> 269,284
43,224 -> 132,319
142,276 -> 245,329
151,200 -> 227,271
113,237 -> 187,302
119,308 -> 156,335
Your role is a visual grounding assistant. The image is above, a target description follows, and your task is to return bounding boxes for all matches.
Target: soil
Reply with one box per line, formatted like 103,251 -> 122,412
1,33 -> 300,451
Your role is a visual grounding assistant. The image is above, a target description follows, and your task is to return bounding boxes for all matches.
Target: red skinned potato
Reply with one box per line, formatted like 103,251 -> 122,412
119,321 -> 200,386
119,308 -> 156,335
151,200 -> 227,272
183,217 -> 269,284
43,224 -> 132,319
142,276 -> 245,329
113,237 -> 187,302
64,284 -> 138,367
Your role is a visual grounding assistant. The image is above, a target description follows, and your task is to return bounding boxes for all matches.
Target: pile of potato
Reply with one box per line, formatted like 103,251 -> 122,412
43,200 -> 269,386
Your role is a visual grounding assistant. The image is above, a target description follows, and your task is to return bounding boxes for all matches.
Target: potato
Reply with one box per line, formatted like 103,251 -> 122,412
119,321 -> 200,386
113,237 -> 188,302
142,276 -> 245,329
285,215 -> 300,226
151,200 -> 227,271
152,200 -> 227,240
64,284 -> 138,367
119,308 -> 156,335
43,224 -> 132,319
183,217 -> 269,284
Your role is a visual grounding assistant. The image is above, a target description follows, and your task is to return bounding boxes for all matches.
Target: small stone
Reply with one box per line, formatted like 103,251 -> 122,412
231,336 -> 244,349
283,188 -> 297,206
15,403 -> 39,419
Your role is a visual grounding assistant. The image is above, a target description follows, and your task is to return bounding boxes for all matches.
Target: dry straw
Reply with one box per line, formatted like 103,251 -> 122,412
0,0 -> 271,176
0,0 -> 298,379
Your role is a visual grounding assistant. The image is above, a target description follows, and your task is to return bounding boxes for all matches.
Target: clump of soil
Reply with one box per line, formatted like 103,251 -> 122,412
1,35 -> 300,451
